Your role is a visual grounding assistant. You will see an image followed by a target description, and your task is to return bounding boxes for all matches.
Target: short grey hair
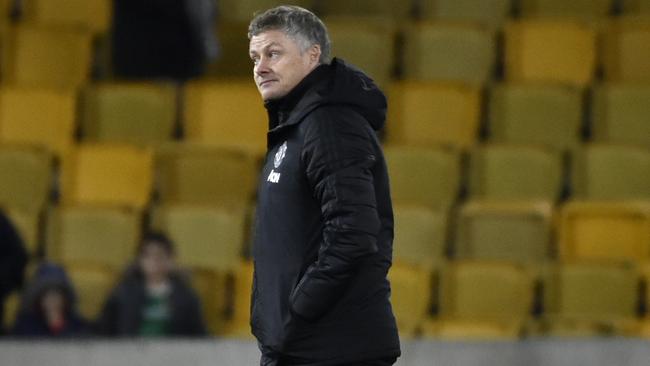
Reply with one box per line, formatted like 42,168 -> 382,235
248,5 -> 331,64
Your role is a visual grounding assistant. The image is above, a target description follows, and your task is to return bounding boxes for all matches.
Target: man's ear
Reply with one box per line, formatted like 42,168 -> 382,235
309,44 -> 322,65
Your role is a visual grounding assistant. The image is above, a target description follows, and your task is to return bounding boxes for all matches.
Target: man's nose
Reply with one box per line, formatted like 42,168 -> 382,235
254,56 -> 270,76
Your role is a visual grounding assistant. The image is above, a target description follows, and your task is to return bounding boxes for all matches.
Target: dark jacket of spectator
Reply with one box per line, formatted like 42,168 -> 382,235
96,265 -> 206,337
12,263 -> 87,337
0,209 -> 28,335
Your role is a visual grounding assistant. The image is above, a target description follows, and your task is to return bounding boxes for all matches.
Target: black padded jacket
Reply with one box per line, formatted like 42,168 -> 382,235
251,58 -> 400,365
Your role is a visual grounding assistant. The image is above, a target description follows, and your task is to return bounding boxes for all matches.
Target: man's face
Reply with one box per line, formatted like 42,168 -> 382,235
249,30 -> 320,101
139,242 -> 174,281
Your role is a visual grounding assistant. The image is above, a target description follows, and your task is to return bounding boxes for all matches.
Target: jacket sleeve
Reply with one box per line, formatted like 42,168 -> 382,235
290,107 -> 381,321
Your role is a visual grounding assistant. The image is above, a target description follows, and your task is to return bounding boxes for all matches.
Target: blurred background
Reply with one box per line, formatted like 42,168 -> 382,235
0,0 -> 649,365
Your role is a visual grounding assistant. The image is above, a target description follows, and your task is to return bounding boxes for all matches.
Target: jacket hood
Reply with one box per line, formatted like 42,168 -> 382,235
266,58 -> 387,132
19,262 -> 77,314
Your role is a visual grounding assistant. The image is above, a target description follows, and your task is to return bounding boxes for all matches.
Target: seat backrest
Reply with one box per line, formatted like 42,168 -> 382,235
602,17 -> 650,82
393,205 -> 448,268
0,146 -> 53,213
519,0 -> 613,20
23,0 -> 111,34
66,263 -> 117,319
592,83 -> 650,146
388,262 -> 435,337
418,0 -> 512,29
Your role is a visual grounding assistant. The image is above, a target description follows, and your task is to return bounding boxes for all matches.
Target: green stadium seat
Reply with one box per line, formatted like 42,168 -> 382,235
572,144 -> 650,201
519,0 -> 613,20
454,201 -> 554,268
592,83 -> 650,146
488,83 -> 583,151
603,17 -> 650,82
468,144 -> 563,201
402,22 -> 496,86
81,82 -> 177,146
418,0 -> 511,29
384,146 -> 461,209
559,201 -> 650,263
0,87 -> 76,157
386,81 -> 481,149
541,262 -> 640,336
504,20 -> 597,87
393,205 -> 448,269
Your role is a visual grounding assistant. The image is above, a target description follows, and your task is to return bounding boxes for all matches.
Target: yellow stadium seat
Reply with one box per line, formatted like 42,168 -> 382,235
572,144 -> 650,201
488,83 -> 583,151
326,19 -> 395,88
641,262 -> 650,318
151,204 -> 247,272
317,0 -> 412,21
541,262 -> 640,336
592,83 -> 650,146
393,205 -> 448,269
218,0 -> 313,23
155,144 -> 259,207
386,82 -> 481,149
81,82 -> 177,146
2,25 -> 93,89
3,208 -> 40,255
0,146 -> 52,213
190,268 -> 229,335
504,20 -> 597,87
61,144 -> 154,209
602,17 -> 650,82
622,0 -> 650,14
23,0 -> 111,34
223,260 -> 255,339
559,201 -> 650,263
183,80 -> 267,154
0,87 -> 76,156
418,0 -> 511,29
519,0 -> 613,20
455,201 -> 554,268
430,261 -> 533,339
2,290 -> 19,330
47,206 -> 142,269
402,22 -> 496,86
388,262 -> 434,338
66,263 -> 117,320
468,144 -> 563,201
206,22 -> 251,78
384,146 -> 461,209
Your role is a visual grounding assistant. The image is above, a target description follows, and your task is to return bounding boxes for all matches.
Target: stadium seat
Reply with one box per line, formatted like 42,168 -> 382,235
2,25 -> 93,89
431,261 -> 533,339
504,20 -> 597,87
22,0 -> 111,34
393,205 -> 448,269
519,0 -> 613,20
317,0 -> 412,21
151,204 -> 248,272
81,82 -> 177,146
454,201 -> 554,269
183,80 -> 267,154
2,290 -> 19,331
592,83 -> 650,146
47,206 -> 142,269
224,260 -> 255,339
402,22 -> 496,86
602,17 -> 650,82
0,87 -> 76,157
386,82 -> 481,149
418,0 -> 512,29
218,0 -> 312,23
66,263 -> 117,320
559,201 -> 650,263
388,262 -> 435,338
384,146 -> 461,209
541,262 -> 640,336
622,0 -> 650,14
190,268 -> 229,335
326,19 -> 395,88
206,22 -> 251,78
155,144 -> 259,207
468,144 -> 563,201
488,83 -> 583,151
0,146 -> 52,213
3,208 -> 40,255
572,144 -> 650,201
60,144 -> 154,209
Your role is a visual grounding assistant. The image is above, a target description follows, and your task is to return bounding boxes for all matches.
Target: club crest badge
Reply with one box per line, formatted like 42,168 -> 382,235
274,141 -> 287,168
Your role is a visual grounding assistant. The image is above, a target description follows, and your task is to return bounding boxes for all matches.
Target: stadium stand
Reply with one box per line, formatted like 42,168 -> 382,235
21,0 -> 112,34
316,0 -> 412,21
591,83 -> 650,146
602,17 -> 650,82
622,0 -> 650,14
417,0 -> 512,29
518,0 -> 614,20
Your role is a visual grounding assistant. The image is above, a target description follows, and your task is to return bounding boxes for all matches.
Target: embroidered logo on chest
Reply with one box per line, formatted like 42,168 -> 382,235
268,141 -> 287,184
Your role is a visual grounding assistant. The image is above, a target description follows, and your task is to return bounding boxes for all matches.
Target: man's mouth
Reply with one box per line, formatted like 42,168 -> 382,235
259,80 -> 277,87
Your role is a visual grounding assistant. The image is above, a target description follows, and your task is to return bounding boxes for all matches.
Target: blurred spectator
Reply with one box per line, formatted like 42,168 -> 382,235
0,209 -> 28,335
112,0 -> 219,80
96,232 -> 206,337
12,262 -> 87,337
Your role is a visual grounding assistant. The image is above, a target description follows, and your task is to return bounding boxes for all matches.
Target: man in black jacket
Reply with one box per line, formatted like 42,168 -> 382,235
248,6 -> 400,366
